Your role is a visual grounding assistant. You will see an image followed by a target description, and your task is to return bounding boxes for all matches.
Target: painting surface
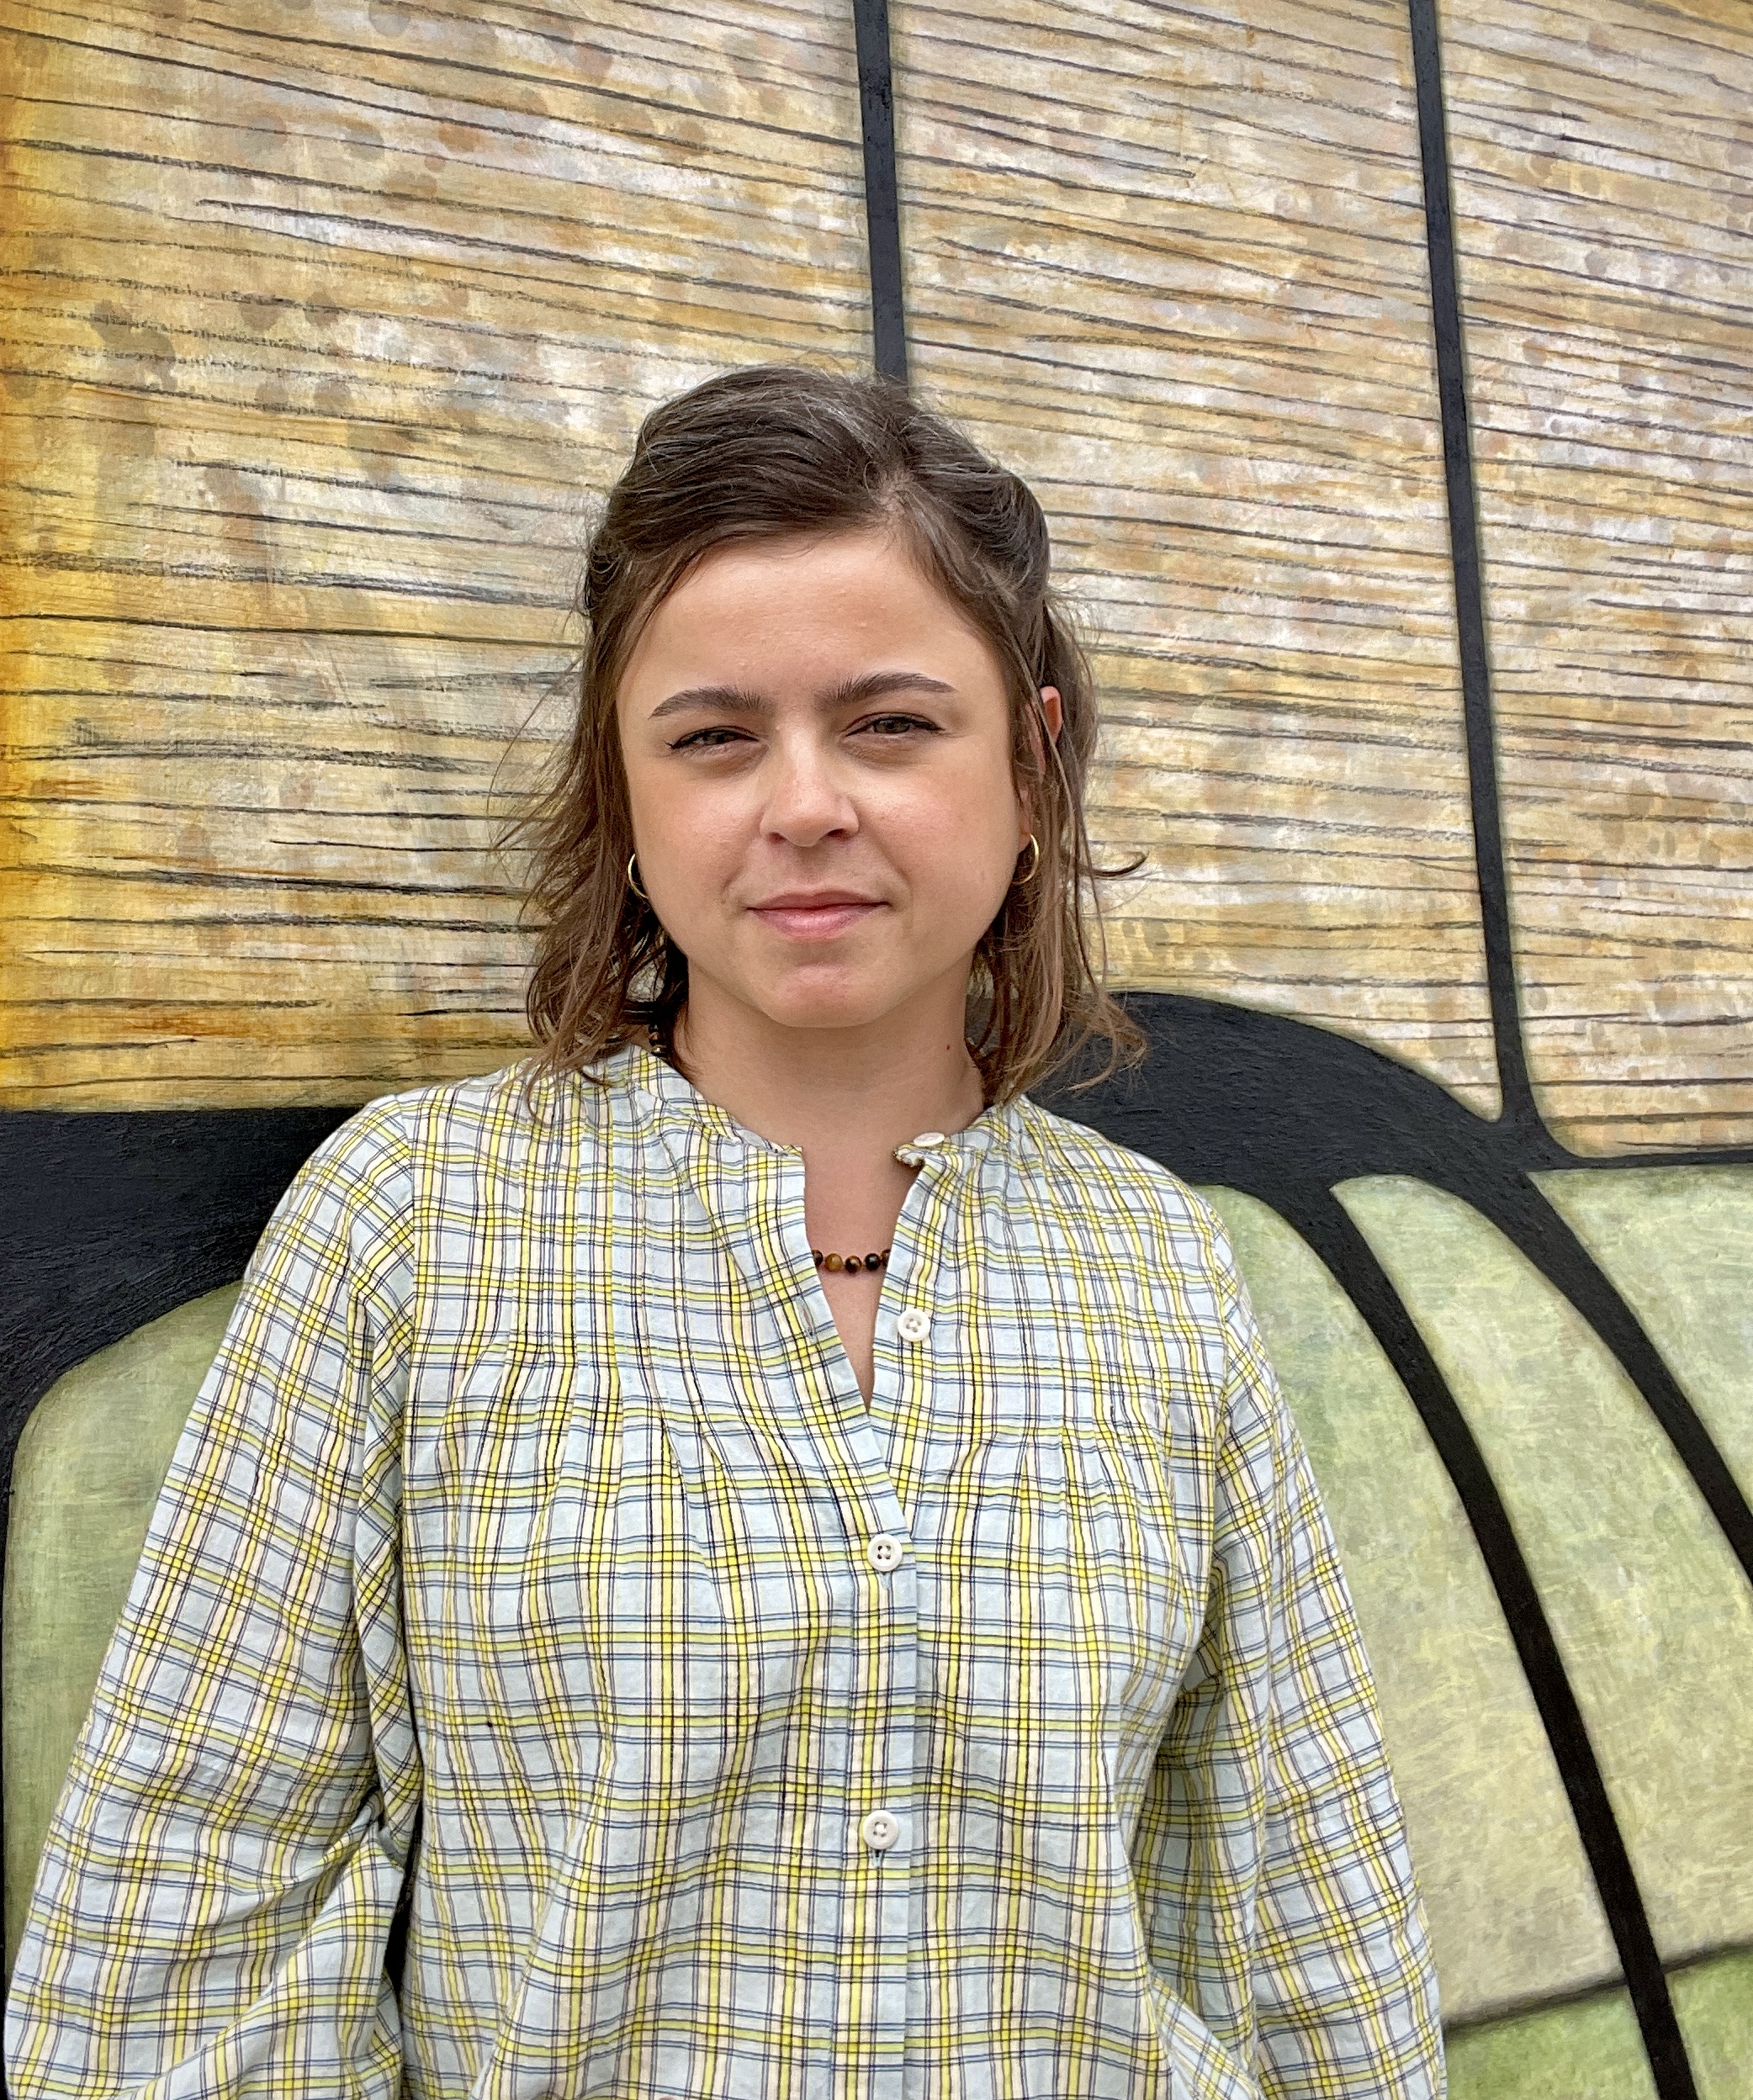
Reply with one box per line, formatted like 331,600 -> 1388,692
2,0 -> 1749,2091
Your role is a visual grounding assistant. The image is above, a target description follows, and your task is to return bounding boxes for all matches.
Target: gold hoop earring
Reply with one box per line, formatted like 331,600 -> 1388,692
627,854 -> 649,902
1014,834 -> 1041,885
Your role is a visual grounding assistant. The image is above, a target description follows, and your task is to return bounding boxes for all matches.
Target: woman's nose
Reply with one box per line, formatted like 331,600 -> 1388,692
760,738 -> 859,847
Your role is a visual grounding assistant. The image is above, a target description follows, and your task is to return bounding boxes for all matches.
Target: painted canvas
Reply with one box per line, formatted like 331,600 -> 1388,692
2,0 -> 1749,2090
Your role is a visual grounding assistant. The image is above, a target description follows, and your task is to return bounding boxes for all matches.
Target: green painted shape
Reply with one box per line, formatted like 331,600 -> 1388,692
1536,1166 -> 1753,1507
1200,1189 -> 1616,2022
1337,1177 -> 1753,1970
1443,1944 -> 1753,2100
1446,1987 -> 1655,2100
1672,1945 -> 1753,2100
3,1285 -> 239,1970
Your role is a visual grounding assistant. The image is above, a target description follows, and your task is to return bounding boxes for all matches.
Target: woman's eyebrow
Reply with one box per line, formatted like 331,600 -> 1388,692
825,670 -> 956,708
648,683 -> 770,721
649,670 -> 955,722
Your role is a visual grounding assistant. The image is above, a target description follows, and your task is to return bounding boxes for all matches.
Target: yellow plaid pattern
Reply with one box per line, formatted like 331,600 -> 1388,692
6,1045 -> 1442,2098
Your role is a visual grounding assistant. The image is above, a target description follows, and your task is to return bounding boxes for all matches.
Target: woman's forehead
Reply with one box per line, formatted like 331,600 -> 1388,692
620,530 -> 1003,702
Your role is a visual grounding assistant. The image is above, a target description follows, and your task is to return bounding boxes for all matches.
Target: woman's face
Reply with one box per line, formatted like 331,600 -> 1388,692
617,527 -> 1056,1042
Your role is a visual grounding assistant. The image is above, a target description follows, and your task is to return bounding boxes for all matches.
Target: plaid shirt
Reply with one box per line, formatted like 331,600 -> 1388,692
7,1045 -> 1442,2099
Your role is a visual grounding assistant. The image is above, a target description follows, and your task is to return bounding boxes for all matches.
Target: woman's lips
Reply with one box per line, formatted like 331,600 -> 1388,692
749,900 -> 883,940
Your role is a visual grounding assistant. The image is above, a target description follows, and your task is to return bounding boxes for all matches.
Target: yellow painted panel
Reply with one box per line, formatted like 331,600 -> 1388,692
1201,1189 -> 1616,2022
891,0 -> 1496,1113
0,0 -> 869,1106
1536,1166 -> 1753,1507
1442,0 -> 1753,1154
1338,1176 -> 1753,1967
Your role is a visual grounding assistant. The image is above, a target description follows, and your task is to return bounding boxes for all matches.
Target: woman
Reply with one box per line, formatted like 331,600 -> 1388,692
7,367 -> 1443,2097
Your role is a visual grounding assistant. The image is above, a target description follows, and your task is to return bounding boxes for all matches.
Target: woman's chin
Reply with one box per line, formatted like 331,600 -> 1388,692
686,941 -> 977,1045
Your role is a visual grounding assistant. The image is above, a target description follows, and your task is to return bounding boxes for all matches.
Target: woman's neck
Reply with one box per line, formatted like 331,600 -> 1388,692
670,981 -> 988,1162
671,976 -> 987,1405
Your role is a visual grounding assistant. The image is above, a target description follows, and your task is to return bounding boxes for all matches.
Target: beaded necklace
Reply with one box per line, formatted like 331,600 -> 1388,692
811,1246 -> 890,1276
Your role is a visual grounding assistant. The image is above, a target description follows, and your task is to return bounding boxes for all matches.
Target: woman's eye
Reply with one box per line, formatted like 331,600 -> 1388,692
860,713 -> 935,738
670,725 -> 752,751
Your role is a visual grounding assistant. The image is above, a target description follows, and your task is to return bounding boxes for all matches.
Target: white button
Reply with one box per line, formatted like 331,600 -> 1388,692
867,1532 -> 905,1572
911,1130 -> 945,1146
896,1308 -> 930,1343
860,1809 -> 901,1852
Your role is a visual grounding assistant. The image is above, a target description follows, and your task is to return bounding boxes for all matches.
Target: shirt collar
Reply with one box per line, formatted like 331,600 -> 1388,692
607,1039 -> 1019,1166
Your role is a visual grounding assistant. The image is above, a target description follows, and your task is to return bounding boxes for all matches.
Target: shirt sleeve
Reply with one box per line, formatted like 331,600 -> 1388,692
1136,1216 -> 1446,2098
4,1098 -> 421,2100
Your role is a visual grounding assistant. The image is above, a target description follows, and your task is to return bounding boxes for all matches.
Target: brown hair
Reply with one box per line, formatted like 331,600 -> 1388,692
516,363 -> 1144,1103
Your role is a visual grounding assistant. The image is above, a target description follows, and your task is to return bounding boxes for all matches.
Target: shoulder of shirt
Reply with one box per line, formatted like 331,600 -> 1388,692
1012,1092 -> 1231,1257
286,1055 -> 603,1190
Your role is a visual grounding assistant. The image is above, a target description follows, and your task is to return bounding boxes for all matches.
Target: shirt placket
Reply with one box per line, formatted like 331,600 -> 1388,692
848,1480 -> 918,2100
870,1135 -> 964,2100
696,1129 -> 925,2100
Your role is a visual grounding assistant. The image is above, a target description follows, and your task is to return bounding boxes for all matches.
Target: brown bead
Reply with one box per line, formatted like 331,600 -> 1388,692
824,1252 -> 845,1272
866,1252 -> 884,1270
811,1248 -> 824,1267
844,1255 -> 862,1273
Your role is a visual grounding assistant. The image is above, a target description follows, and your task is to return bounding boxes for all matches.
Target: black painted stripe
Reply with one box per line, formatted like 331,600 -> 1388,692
1291,1188 -> 1699,2100
851,0 -> 908,385
0,1108 -> 352,1567
1406,0 -> 1537,1137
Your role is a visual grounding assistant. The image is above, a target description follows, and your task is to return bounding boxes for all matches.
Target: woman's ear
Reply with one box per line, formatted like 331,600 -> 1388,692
1039,685 -> 1063,745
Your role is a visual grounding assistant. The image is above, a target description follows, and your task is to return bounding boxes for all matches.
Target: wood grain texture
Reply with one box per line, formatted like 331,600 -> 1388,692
1443,0 -> 1753,1156
0,0 -> 868,1106
889,0 -> 1501,1115
8,0 -> 1746,1145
